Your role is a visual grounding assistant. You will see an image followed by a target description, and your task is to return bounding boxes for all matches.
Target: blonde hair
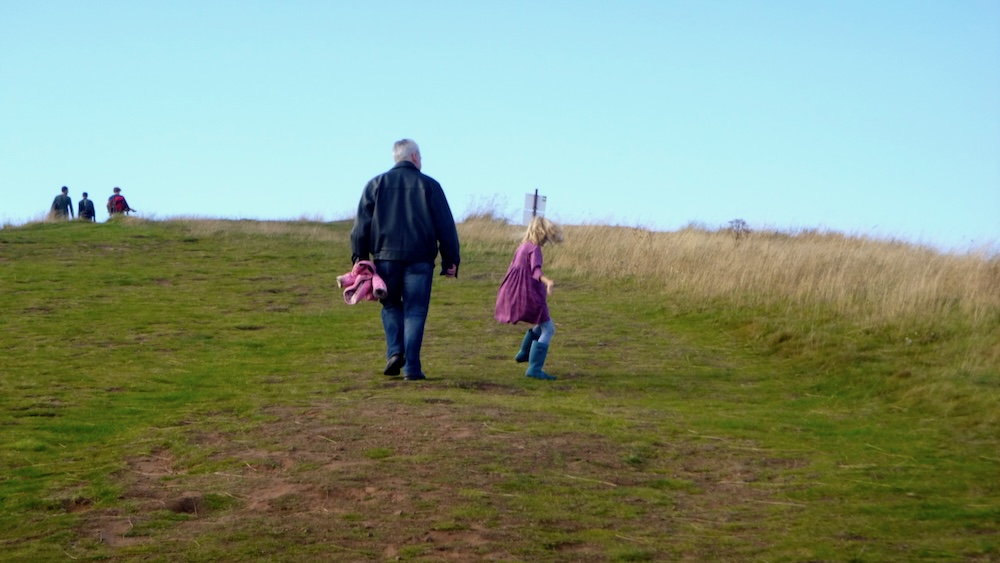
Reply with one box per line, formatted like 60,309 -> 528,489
523,216 -> 564,246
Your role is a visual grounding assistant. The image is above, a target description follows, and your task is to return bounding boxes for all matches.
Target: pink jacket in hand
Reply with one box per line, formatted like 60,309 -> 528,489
337,260 -> 388,304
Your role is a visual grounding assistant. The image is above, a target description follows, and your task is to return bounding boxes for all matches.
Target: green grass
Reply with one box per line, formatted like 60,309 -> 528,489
1,217 -> 997,561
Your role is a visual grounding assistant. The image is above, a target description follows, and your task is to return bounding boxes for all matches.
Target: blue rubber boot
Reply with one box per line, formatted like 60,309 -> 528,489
525,341 -> 556,380
514,330 -> 537,363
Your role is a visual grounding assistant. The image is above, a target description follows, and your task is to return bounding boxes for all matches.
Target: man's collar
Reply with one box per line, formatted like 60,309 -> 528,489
392,160 -> 418,171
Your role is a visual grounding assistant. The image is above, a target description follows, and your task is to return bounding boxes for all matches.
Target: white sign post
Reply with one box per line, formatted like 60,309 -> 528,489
522,189 -> 547,225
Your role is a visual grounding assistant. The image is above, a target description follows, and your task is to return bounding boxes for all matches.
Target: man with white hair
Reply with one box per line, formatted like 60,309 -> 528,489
350,139 -> 461,381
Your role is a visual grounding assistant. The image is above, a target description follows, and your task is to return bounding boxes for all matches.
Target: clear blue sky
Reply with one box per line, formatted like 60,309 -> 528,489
2,0 -> 998,252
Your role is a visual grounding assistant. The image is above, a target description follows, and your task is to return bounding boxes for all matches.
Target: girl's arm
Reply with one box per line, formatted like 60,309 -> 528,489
540,275 -> 554,295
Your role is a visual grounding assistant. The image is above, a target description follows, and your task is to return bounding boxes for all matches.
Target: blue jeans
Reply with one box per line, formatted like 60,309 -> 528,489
375,260 -> 434,377
531,320 -> 556,345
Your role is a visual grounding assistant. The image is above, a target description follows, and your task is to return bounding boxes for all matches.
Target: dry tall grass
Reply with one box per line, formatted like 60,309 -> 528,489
565,225 -> 997,319
459,216 -> 1000,336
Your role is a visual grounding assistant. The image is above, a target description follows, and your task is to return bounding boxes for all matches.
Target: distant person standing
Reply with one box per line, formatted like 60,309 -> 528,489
495,216 -> 564,380
50,186 -> 74,219
350,139 -> 461,381
106,187 -> 134,216
78,192 -> 96,222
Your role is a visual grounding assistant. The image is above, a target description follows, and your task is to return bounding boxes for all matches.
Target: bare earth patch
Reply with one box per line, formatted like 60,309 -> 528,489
76,395 -> 803,561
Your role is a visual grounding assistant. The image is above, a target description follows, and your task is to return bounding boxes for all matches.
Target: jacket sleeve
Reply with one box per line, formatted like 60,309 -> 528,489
350,180 -> 376,263
430,185 -> 460,269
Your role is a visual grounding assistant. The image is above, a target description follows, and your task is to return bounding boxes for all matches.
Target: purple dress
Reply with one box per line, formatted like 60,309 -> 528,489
495,242 -> 549,325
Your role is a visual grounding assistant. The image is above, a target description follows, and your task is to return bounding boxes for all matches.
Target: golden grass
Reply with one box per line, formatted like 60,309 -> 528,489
457,214 -> 525,255
460,217 -> 1000,328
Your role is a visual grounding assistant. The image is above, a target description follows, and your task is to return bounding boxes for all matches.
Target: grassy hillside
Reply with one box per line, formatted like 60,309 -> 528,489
1,217 -> 997,562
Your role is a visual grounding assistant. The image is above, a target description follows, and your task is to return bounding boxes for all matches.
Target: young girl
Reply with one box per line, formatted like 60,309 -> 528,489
495,216 -> 564,380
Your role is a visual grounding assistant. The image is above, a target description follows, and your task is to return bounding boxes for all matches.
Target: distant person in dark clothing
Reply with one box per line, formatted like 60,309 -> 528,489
350,139 -> 461,381
106,187 -> 134,216
78,192 -> 96,222
51,186 -> 74,219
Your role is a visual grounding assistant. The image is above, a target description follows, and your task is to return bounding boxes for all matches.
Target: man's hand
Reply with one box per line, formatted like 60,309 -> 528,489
444,264 -> 458,278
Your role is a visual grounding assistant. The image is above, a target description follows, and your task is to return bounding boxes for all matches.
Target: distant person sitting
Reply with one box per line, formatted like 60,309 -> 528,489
51,186 -> 74,220
106,187 -> 135,216
78,192 -> 96,222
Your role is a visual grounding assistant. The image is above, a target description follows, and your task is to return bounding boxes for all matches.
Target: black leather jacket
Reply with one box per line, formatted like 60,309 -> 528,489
350,161 -> 461,272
